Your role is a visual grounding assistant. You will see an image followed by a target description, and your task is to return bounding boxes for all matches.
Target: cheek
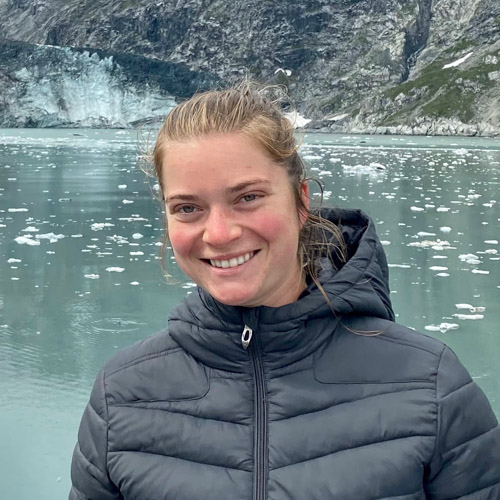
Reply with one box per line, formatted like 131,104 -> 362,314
167,224 -> 194,258
253,212 -> 299,251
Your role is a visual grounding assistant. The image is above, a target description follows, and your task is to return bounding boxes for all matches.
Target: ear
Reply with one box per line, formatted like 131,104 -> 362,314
298,181 -> 310,227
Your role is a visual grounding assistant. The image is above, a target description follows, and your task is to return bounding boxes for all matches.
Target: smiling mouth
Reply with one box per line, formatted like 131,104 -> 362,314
206,251 -> 256,269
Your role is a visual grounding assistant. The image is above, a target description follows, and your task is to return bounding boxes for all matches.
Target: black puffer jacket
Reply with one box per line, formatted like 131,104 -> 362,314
70,208 -> 500,500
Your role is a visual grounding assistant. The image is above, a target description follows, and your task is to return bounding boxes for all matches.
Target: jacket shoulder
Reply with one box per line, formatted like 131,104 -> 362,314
315,315 -> 452,384
101,328 -> 209,403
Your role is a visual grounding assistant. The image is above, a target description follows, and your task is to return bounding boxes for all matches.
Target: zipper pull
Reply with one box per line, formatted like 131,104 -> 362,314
241,325 -> 253,349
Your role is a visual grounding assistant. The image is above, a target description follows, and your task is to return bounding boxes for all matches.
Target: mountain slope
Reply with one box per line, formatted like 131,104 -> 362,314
0,0 -> 498,134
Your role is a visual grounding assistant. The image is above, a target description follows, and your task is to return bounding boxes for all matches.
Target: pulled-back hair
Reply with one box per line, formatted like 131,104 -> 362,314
152,81 -> 346,302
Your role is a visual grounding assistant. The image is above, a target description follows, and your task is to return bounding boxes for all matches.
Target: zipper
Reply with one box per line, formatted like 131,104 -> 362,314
241,325 -> 253,349
241,324 -> 268,500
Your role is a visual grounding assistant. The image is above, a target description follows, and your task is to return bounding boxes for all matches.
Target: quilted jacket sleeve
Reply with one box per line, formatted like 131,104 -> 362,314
425,346 -> 500,498
69,369 -> 122,500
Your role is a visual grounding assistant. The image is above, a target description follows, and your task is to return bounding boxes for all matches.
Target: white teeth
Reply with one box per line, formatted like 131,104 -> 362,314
209,252 -> 254,268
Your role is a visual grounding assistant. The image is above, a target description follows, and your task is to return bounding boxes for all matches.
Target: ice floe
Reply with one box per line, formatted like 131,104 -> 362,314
453,313 -> 484,320
425,323 -> 459,333
105,267 -> 125,272
35,232 -> 65,242
91,222 -> 115,231
15,236 -> 40,246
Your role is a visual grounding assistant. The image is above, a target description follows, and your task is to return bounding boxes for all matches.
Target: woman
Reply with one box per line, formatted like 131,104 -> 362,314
70,84 -> 500,499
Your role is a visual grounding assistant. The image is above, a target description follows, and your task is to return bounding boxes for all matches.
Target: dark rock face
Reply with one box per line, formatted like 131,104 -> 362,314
0,0 -> 498,134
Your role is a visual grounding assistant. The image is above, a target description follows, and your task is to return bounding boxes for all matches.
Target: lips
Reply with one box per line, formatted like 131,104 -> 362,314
207,251 -> 255,269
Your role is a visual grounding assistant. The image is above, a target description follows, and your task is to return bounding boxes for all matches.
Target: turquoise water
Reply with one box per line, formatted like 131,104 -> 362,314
0,129 -> 499,499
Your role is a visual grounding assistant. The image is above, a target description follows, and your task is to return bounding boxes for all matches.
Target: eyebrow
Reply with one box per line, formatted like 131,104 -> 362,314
165,178 -> 271,203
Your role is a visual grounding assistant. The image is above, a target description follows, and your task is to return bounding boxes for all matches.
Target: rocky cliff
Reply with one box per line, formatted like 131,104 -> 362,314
0,0 -> 499,135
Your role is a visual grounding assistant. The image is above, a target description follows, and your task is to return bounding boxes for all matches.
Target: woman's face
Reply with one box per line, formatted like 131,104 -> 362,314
162,132 -> 309,308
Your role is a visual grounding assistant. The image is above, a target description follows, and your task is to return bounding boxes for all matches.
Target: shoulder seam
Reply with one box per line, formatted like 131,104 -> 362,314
106,347 -> 183,377
374,324 -> 443,357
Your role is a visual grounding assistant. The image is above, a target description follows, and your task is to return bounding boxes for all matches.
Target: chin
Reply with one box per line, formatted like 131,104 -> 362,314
208,288 -> 260,308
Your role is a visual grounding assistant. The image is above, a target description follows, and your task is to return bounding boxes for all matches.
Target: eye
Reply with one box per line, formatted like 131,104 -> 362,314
241,193 -> 257,203
178,205 -> 196,214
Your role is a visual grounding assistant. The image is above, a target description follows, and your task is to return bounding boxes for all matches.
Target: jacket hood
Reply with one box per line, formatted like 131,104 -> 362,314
168,208 -> 394,371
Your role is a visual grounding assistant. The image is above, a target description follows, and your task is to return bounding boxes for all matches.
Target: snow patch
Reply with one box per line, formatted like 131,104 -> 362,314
443,52 -> 473,69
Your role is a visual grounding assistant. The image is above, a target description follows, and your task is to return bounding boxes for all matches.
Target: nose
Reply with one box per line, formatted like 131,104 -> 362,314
202,208 -> 242,247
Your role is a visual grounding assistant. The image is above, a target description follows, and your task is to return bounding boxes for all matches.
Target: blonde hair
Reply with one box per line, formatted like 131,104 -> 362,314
152,81 -> 347,303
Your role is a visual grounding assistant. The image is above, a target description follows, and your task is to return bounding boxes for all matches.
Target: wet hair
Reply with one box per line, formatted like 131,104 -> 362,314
151,81 -> 347,303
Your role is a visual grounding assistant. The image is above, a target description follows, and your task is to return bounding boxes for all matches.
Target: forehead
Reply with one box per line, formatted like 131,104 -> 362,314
161,133 -> 286,195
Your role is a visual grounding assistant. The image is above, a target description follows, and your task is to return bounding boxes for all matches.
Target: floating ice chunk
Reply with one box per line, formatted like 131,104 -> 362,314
369,162 -> 386,170
453,313 -> 484,320
471,269 -> 489,274
388,263 -> 411,268
118,217 -> 148,222
459,253 -> 480,264
410,206 -> 424,212
132,233 -> 143,239
22,226 -> 38,232
380,240 -> 391,246
303,155 -> 323,160
35,232 -> 65,242
485,240 -> 498,245
443,52 -> 473,69
436,207 -> 450,212
455,304 -> 486,313
430,266 -> 448,271
181,282 -> 197,289
84,274 -> 100,279
130,251 -> 144,256
440,227 -> 452,233
435,273 -> 450,277
106,267 -> 125,272
485,249 -> 498,254
425,323 -> 459,333
8,208 -> 28,212
91,223 -> 115,231
130,281 -> 140,285
454,148 -> 469,155
343,163 -> 385,173
408,239 -> 450,249
71,234 -> 83,238
122,199 -> 134,204
15,236 -> 40,246
7,258 -> 22,263
417,231 -> 436,237
118,185 -> 127,189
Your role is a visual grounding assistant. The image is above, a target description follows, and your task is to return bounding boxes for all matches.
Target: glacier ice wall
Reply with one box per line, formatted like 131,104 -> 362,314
0,41 -> 214,128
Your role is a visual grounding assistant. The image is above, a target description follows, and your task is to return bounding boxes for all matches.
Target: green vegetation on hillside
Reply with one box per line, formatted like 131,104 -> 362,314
382,53 -> 500,123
